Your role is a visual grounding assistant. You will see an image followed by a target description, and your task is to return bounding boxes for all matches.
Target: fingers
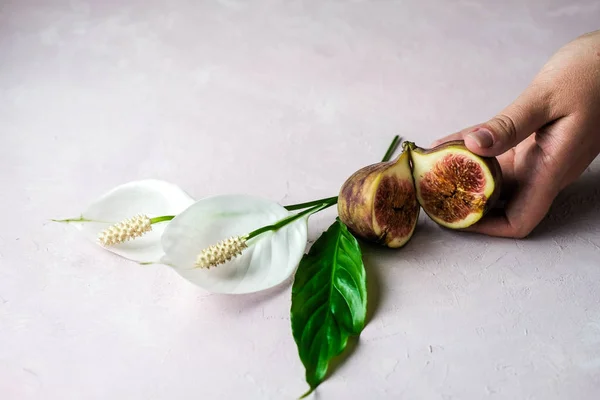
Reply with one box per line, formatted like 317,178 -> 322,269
432,84 -> 554,157
467,84 -> 554,156
430,123 -> 484,148
430,131 -> 470,148
463,176 -> 558,238
535,114 -> 593,191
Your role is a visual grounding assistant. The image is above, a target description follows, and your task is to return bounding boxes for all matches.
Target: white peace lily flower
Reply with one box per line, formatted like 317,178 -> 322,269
160,194 -> 313,295
56,179 -> 195,263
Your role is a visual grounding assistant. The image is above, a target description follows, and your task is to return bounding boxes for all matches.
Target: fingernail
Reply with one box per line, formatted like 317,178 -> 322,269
467,128 -> 494,148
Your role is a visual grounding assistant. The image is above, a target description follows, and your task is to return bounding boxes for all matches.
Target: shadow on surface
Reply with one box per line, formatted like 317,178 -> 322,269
359,241 -> 385,325
318,335 -> 361,396
357,223 -> 439,321
532,170 -> 600,238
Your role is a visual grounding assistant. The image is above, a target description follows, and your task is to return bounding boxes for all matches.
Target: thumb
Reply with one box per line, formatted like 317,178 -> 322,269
463,86 -> 552,157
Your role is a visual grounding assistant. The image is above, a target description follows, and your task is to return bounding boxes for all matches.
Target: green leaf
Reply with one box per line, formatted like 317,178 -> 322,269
291,218 -> 367,396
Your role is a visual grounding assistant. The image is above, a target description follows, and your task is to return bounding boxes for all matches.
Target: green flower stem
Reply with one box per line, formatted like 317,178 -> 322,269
54,215 -> 175,224
283,135 -> 401,211
284,196 -> 339,211
150,215 -> 174,224
51,216 -> 98,223
247,197 -> 337,240
381,134 -> 401,162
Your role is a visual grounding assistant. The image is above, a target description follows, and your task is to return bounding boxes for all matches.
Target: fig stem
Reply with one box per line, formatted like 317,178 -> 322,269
402,141 -> 416,151
283,135 -> 401,211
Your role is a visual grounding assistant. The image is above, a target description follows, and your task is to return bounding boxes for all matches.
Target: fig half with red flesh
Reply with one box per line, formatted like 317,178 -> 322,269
405,140 -> 502,229
338,150 -> 420,248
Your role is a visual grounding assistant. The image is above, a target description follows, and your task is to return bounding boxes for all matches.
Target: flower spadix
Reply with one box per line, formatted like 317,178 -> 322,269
97,214 -> 153,246
56,180 -> 195,263
195,236 -> 248,269
161,195 -> 311,294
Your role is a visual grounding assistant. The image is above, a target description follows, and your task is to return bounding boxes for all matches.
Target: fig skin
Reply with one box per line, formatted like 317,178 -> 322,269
338,151 -> 419,248
405,140 -> 503,228
337,139 -> 503,247
338,163 -> 390,243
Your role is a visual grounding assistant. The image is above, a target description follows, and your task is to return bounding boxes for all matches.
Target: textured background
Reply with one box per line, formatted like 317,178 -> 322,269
1,1 -> 600,399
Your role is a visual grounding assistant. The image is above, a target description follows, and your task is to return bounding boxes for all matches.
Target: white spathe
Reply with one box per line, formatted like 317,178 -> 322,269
68,179 -> 195,263
161,194 -> 308,294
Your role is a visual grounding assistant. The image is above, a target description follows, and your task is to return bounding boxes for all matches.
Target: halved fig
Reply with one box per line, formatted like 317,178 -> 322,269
338,150 -> 420,248
404,140 -> 502,229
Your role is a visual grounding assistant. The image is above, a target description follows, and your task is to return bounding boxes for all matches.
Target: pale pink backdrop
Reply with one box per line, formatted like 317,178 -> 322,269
1,1 -> 600,399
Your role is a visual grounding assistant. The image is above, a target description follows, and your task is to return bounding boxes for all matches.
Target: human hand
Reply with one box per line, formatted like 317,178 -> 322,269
432,30 -> 600,238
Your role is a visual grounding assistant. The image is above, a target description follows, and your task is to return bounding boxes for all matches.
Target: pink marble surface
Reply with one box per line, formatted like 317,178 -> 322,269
1,1 -> 600,399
